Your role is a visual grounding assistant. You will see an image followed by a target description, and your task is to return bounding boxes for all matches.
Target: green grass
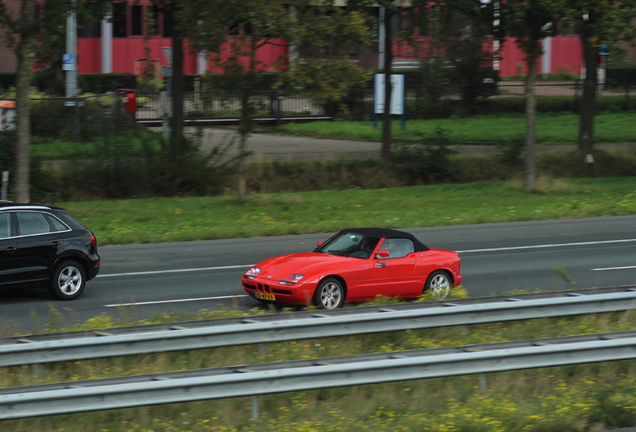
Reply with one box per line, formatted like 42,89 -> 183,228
277,112 -> 636,145
31,135 -> 163,160
56,177 -> 636,246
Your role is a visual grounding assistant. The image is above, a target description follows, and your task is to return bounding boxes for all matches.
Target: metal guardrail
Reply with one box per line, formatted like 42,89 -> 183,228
0,286 -> 635,368
2,330 -> 636,419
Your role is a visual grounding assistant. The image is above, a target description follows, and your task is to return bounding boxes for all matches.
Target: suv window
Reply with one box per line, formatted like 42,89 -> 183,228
16,212 -> 67,236
46,214 -> 69,232
0,213 -> 11,239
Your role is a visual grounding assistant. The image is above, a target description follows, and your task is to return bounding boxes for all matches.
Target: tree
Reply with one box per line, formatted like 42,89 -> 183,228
0,0 -> 37,202
373,1 -> 404,159
499,0 -> 562,189
196,0 -> 292,199
285,0 -> 372,117
197,0 -> 371,199
562,0 -> 636,152
148,0 -> 186,156
0,0 -> 108,202
442,6 -> 497,114
403,2 -> 499,115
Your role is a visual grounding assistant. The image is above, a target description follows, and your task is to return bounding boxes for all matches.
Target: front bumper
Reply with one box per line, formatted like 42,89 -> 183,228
242,277 -> 316,305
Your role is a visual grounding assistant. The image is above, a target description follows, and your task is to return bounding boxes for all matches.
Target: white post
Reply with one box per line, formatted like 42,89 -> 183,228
197,51 -> 207,75
378,6 -> 385,70
101,8 -> 113,74
542,37 -> 551,75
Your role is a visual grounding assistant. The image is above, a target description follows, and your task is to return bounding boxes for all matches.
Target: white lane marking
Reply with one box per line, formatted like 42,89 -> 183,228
104,295 -> 249,307
458,238 -> 636,254
97,239 -> 636,278
98,264 -> 254,278
592,266 -> 636,272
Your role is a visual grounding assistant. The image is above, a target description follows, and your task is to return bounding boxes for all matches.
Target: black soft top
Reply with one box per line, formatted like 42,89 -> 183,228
341,228 -> 429,251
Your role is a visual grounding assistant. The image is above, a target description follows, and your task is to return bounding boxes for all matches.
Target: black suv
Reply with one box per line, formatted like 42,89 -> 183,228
0,202 -> 100,300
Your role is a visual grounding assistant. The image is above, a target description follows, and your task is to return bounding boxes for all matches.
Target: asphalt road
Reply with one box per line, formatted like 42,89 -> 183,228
200,128 -> 636,162
0,215 -> 634,331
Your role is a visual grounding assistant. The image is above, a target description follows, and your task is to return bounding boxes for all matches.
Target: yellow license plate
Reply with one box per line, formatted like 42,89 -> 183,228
255,292 -> 276,301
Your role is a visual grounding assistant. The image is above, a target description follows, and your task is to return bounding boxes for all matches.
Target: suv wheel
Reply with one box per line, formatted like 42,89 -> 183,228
49,260 -> 86,300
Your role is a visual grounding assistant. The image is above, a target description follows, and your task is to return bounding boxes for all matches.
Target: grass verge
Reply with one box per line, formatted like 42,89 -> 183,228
276,112 -> 636,144
54,177 -> 636,246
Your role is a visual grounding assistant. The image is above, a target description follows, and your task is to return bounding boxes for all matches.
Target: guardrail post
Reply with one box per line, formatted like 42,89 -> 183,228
479,373 -> 487,393
259,343 -> 266,357
32,364 -> 41,380
251,395 -> 260,419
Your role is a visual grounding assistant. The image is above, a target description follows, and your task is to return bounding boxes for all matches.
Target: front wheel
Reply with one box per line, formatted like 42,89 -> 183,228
425,270 -> 452,300
49,260 -> 86,300
313,278 -> 345,309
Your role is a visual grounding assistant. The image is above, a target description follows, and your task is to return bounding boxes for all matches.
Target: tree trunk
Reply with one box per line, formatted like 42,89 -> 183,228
15,0 -> 37,203
578,21 -> 597,152
524,58 -> 537,189
237,81 -> 249,200
170,10 -> 185,156
237,38 -> 257,201
381,10 -> 393,159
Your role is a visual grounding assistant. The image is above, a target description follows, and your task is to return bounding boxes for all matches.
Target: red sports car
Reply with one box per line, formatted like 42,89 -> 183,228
242,228 -> 462,309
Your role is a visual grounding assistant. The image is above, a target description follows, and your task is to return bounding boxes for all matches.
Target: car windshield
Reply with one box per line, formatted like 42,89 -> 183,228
315,232 -> 380,259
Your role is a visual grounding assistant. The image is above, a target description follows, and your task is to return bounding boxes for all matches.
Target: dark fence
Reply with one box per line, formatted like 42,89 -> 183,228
3,81 -> 633,141
132,81 -> 636,124
28,93 -> 132,142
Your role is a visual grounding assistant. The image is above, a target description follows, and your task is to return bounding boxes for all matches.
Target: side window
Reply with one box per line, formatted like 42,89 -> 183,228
0,213 -> 11,239
16,212 -> 51,236
381,238 -> 415,258
44,214 -> 69,232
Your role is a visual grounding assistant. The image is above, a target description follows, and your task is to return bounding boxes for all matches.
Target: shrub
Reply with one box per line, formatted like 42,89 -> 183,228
495,135 -> 525,165
54,128 -> 233,200
390,126 -> 459,184
30,93 -> 129,141
607,67 -> 636,84
0,130 -> 55,201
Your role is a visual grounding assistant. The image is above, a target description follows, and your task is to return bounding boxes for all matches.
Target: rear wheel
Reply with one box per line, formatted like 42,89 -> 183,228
313,278 -> 345,309
425,270 -> 452,300
49,260 -> 86,301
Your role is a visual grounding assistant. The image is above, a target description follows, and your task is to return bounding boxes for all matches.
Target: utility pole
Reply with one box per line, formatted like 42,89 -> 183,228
64,5 -> 78,99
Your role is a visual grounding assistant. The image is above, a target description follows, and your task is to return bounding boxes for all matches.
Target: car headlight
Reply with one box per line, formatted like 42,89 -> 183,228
279,274 -> 305,285
244,267 -> 262,279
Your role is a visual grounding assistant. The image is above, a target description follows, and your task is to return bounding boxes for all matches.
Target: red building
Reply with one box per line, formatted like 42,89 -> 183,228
0,1 -> 584,78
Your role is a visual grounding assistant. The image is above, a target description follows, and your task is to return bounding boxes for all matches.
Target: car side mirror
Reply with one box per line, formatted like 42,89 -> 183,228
375,250 -> 390,258
317,241 -> 323,247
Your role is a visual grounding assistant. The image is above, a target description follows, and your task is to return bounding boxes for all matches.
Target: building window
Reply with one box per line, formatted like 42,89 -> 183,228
113,2 -> 127,37
162,10 -> 173,37
78,18 -> 102,37
131,4 -> 143,36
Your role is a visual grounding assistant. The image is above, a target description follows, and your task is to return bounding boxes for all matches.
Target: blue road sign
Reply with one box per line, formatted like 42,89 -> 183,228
63,53 -> 75,71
